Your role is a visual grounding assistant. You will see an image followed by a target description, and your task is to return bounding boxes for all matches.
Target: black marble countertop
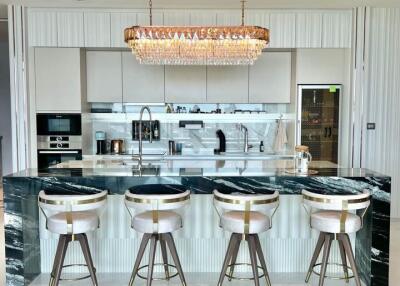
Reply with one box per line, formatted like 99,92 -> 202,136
5,167 -> 388,178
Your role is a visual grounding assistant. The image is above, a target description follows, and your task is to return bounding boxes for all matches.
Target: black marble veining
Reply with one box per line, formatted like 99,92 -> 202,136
3,167 -> 391,286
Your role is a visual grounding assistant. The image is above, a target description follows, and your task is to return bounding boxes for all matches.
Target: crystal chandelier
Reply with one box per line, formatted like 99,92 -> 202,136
124,1 -> 269,65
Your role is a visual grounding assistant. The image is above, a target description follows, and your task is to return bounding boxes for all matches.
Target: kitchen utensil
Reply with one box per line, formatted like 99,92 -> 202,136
111,139 -> 124,154
168,140 -> 176,155
95,131 -> 107,154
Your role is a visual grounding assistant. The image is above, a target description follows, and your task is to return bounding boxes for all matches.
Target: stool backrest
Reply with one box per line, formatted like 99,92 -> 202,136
38,190 -> 108,214
302,189 -> 370,211
125,189 -> 190,212
213,190 -> 279,213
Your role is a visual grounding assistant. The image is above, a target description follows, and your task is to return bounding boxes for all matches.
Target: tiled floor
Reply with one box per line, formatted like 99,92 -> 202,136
0,188 -> 397,285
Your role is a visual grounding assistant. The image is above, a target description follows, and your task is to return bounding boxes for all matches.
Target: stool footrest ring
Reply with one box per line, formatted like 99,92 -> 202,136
51,263 -> 95,282
225,263 -> 266,281
312,263 -> 354,280
136,263 -> 179,281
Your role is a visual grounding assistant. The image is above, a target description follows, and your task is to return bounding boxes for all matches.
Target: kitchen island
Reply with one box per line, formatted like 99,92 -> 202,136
3,162 -> 390,286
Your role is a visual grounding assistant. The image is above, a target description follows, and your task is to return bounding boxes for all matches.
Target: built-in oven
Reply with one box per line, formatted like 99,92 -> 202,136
37,149 -> 82,170
37,114 -> 82,169
37,114 -> 81,136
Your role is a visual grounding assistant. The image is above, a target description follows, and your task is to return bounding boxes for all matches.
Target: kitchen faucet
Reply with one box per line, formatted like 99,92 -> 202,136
239,124 -> 253,153
134,106 -> 153,170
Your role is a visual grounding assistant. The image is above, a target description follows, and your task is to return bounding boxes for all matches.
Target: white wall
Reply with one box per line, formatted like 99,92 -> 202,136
362,8 -> 400,217
296,49 -> 352,167
0,21 -> 12,176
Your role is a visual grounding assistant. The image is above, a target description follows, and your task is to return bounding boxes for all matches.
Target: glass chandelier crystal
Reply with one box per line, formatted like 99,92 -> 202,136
124,1 -> 269,65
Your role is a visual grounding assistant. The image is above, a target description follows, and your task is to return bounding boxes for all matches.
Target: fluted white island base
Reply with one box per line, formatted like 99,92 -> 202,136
30,272 -> 365,286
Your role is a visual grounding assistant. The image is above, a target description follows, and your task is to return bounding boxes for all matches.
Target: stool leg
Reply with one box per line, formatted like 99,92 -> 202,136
318,234 -> 333,286
77,234 -> 98,286
227,234 -> 241,281
340,234 -> 362,286
217,234 -> 237,286
147,235 -> 157,286
165,233 -> 187,286
305,232 -> 325,283
254,235 -> 272,286
248,235 -> 260,286
49,235 -> 67,286
338,238 -> 349,282
129,233 -> 151,286
159,234 -> 170,280
52,234 -> 70,286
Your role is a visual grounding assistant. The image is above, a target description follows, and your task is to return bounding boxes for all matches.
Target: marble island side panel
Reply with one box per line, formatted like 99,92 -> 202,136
2,169 -> 390,286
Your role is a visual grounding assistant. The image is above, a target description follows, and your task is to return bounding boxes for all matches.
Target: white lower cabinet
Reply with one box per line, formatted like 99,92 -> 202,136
86,51 -> 122,103
207,66 -> 248,103
165,66 -> 206,103
35,48 -> 83,112
122,52 -> 164,103
249,52 -> 292,103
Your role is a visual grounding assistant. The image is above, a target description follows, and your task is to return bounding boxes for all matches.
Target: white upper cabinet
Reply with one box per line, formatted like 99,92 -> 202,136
86,51 -> 122,103
245,10 -> 270,28
35,48 -> 83,112
110,12 -> 137,48
122,52 -> 164,103
296,12 -> 322,48
322,10 -> 352,48
137,12 -> 164,25
57,11 -> 84,47
164,10 -> 190,25
269,12 -> 296,48
165,66 -> 206,103
249,52 -> 291,103
207,66 -> 248,103
190,10 -> 217,25
27,9 -> 58,47
216,10 -> 242,26
84,12 -> 111,47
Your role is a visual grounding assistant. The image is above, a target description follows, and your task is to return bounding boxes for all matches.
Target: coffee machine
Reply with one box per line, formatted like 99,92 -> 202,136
96,131 -> 107,154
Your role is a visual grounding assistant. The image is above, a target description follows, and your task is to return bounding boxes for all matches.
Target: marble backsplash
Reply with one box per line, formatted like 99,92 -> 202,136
82,114 -> 295,155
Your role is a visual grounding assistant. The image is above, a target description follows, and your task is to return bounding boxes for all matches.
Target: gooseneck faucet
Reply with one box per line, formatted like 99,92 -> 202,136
136,106 -> 153,169
239,124 -> 253,153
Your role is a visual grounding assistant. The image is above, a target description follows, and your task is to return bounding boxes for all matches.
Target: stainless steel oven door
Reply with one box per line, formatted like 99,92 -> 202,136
37,149 -> 82,170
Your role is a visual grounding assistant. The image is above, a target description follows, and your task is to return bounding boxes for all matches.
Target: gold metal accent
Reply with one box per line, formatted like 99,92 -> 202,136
66,211 -> 73,235
339,211 -> 348,233
125,194 -> 190,204
149,0 -> 152,26
359,205 -> 370,228
136,263 -> 179,281
152,210 -> 159,233
214,195 -> 279,205
50,264 -> 95,282
312,263 -> 354,280
225,263 -> 265,280
38,195 -> 107,206
302,194 -> 370,206
243,201 -> 250,234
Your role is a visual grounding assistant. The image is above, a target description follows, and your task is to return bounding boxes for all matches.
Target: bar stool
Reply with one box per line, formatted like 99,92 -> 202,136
125,184 -> 190,286
38,190 -> 108,286
302,189 -> 370,286
213,190 -> 279,286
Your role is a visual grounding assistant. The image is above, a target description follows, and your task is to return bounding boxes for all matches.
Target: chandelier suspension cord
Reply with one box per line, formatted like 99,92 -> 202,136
241,0 -> 246,26
149,0 -> 153,26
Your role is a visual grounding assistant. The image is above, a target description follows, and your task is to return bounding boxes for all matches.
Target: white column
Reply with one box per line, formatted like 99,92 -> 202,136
8,4 -> 29,172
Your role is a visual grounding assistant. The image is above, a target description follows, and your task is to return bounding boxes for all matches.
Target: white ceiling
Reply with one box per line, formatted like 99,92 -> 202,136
1,0 -> 400,9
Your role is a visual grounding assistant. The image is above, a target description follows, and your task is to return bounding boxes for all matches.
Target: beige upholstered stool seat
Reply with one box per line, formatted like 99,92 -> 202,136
132,210 -> 182,234
221,211 -> 270,234
311,210 -> 361,234
47,211 -> 99,235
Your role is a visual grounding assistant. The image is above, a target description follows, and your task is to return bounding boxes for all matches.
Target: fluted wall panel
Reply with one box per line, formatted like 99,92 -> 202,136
39,195 -> 351,273
364,8 -> 400,217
